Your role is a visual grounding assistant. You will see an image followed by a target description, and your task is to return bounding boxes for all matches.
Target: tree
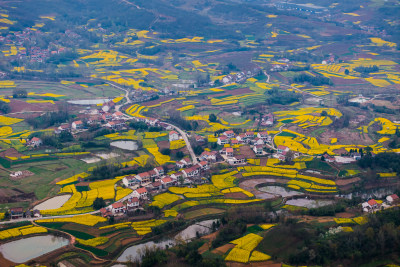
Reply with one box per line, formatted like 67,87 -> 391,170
194,145 -> 204,155
12,88 -> 27,98
344,69 -> 350,75
176,151 -> 184,159
209,113 -> 217,123
161,148 -> 171,156
93,197 -> 106,210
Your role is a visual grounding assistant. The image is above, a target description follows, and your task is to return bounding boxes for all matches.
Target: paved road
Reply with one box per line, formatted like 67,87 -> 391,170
164,122 -> 198,165
106,82 -> 132,113
107,81 -> 198,165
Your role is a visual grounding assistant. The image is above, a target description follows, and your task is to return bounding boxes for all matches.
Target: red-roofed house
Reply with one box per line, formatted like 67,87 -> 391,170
223,130 -> 235,138
367,199 -> 379,209
135,172 -> 150,184
226,147 -> 234,157
169,131 -> 179,141
277,145 -> 289,154
245,131 -> 254,139
199,151 -> 217,162
134,187 -> 148,199
126,197 -> 140,210
72,120 -> 84,130
154,166 -> 164,176
197,161 -> 209,170
183,166 -> 200,177
111,202 -> 126,215
386,194 -> 399,204
161,177 -> 174,187
28,137 -> 42,147
102,113 -> 113,121
217,136 -> 229,145
253,144 -> 264,155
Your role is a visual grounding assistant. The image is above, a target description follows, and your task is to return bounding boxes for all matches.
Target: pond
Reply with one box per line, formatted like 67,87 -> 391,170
258,186 -> 303,197
67,98 -> 111,105
117,220 -> 216,262
0,235 -> 70,263
33,195 -> 71,211
110,141 -> 139,151
286,198 -> 334,208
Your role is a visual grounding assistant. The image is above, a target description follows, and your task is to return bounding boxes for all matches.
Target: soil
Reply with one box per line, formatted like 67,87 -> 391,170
120,237 -> 141,246
9,99 -> 56,113
211,243 -> 235,255
336,177 -> 361,186
157,140 -> 170,150
319,128 -> 374,146
238,145 -> 256,158
0,148 -> 24,158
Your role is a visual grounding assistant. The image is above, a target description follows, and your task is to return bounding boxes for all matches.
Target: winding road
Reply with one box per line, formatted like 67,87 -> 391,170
106,82 -> 198,165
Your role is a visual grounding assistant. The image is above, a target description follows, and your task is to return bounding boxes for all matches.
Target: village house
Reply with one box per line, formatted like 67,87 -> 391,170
126,197 -> 140,210
28,137 -> 42,147
122,175 -> 141,187
106,120 -> 125,129
362,199 -> 381,212
57,124 -> 71,133
111,202 -> 126,215
102,113 -> 113,121
253,144 -> 264,155
136,172 -> 151,184
227,155 -> 246,165
245,131 -> 255,140
133,187 -> 148,199
148,170 -> 159,181
154,166 -> 164,176
197,161 -> 209,170
252,138 -> 264,146
171,171 -> 184,180
217,136 -> 229,145
182,166 -> 200,177
236,134 -> 247,143
71,120 -> 84,130
113,111 -> 124,119
199,151 -> 217,162
386,194 -> 399,204
161,177 -> 174,188
223,130 -> 235,138
257,131 -> 271,142
145,117 -> 158,126
176,158 -> 192,169
195,135 -> 205,143
277,145 -> 290,154
151,181 -> 163,191
10,207 -> 24,219
169,131 -> 179,141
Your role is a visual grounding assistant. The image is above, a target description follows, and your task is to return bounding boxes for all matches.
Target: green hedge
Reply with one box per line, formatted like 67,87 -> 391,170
75,243 -> 109,257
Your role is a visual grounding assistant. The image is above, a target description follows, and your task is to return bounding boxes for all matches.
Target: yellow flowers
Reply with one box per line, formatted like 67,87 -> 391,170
331,138 -> 337,144
115,187 -> 133,201
177,105 -> 195,111
112,96 -> 124,103
0,81 -> 15,87
144,132 -> 167,139
378,172 -> 397,177
225,233 -> 269,263
365,77 -> 391,87
169,184 -> 220,195
0,225 -> 47,240
334,218 -> 355,224
125,104 -> 148,118
370,38 -> 397,48
353,216 -> 368,225
150,193 -> 181,209
375,118 -> 400,135
259,224 -> 276,230
221,187 -> 254,197
57,172 -> 89,185
131,219 -> 167,235
147,147 -> 172,165
76,237 -> 109,247
170,139 -> 186,150
37,215 -> 107,226
0,115 -> 23,126
211,171 -> 238,188
164,209 -> 178,217
0,126 -> 12,136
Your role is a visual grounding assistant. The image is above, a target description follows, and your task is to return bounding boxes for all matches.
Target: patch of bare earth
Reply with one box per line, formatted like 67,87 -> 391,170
335,177 -> 361,186
212,243 -> 235,255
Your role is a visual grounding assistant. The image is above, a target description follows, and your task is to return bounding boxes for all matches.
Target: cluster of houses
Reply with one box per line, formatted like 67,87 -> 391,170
218,67 -> 262,85
361,194 -> 399,213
